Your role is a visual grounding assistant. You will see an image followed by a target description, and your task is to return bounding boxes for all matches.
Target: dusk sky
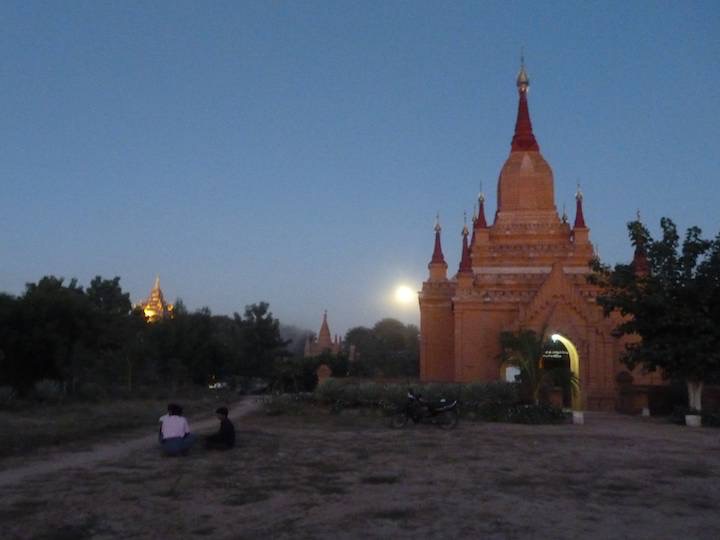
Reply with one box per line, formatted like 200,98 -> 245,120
2,1 -> 719,335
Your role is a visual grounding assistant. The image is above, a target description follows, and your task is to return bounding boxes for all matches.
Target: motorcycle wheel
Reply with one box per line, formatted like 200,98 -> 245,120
390,413 -> 409,429
439,410 -> 458,430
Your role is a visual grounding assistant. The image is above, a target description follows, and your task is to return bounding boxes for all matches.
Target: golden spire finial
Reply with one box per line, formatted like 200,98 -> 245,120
153,275 -> 160,290
517,48 -> 529,89
561,203 -> 568,223
434,212 -> 441,232
462,211 -> 469,236
576,180 -> 583,200
472,203 -> 478,221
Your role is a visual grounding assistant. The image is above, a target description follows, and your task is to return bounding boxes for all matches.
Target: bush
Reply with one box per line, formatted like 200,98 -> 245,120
0,385 -> 16,407
271,379 -> 567,424
314,378 -> 343,403
235,377 -> 272,395
501,404 -> 569,424
33,379 -> 64,402
77,382 -> 108,402
314,379 -> 519,415
471,401 -> 512,422
671,406 -> 700,425
259,393 -> 314,416
461,382 -> 519,406
672,406 -> 720,427
701,410 -> 720,427
314,379 -> 407,410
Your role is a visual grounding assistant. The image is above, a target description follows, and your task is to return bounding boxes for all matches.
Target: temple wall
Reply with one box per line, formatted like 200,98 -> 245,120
419,300 -> 455,381
454,302 -> 518,382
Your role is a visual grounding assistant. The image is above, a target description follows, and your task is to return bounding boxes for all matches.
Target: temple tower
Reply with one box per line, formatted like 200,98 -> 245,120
137,276 -> 174,323
305,311 -> 343,357
418,61 -> 659,411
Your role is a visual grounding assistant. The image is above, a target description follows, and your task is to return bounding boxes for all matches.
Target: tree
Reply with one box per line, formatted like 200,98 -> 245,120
499,329 -> 549,405
236,302 -> 289,378
86,276 -> 131,317
499,328 -> 578,406
21,277 -> 95,392
344,319 -> 419,377
591,218 -> 720,411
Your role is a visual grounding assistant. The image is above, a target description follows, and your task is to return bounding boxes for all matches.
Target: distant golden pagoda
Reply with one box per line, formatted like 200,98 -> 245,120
138,276 -> 174,323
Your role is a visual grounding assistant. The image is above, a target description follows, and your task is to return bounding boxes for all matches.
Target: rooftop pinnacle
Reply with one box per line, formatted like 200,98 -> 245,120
511,57 -> 540,152
458,217 -> 472,273
475,191 -> 488,229
318,310 -> 332,346
574,185 -> 587,229
430,214 -> 446,265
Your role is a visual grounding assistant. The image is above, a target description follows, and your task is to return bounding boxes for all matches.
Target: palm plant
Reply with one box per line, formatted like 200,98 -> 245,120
499,329 -> 578,406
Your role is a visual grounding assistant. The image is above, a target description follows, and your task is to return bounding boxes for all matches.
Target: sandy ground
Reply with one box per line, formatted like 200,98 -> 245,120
0,399 -> 259,489
1,408 -> 719,540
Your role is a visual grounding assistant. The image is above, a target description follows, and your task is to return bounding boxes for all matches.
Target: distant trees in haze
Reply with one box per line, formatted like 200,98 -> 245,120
344,318 -> 419,377
0,274 -> 421,398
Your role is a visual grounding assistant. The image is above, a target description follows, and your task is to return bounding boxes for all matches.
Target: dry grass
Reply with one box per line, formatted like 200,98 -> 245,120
0,392 -> 237,458
2,411 -> 720,539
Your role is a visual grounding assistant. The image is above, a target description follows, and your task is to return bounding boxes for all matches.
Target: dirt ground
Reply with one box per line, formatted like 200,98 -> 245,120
1,407 -> 719,540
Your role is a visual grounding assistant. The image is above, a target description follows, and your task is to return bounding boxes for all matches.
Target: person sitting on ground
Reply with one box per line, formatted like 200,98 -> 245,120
159,403 -> 195,456
205,406 -> 235,450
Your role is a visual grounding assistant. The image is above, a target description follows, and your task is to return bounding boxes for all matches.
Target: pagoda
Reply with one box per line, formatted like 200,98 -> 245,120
418,60 -> 662,411
137,276 -> 174,323
304,311 -> 343,357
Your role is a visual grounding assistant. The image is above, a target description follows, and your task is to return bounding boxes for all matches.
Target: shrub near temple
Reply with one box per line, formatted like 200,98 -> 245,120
313,379 -> 521,416
262,379 -> 567,424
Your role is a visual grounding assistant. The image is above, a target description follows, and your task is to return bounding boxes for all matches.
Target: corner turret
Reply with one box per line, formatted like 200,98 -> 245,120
428,214 -> 448,281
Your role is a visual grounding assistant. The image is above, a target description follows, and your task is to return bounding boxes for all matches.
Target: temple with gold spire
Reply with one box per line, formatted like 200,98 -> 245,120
137,276 -> 174,323
418,59 -> 663,412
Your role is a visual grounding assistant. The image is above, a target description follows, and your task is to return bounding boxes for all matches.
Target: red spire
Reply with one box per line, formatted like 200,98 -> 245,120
475,192 -> 488,229
510,59 -> 540,152
574,187 -> 587,228
318,310 -> 332,347
470,204 -> 477,246
430,215 -> 446,264
458,216 -> 472,273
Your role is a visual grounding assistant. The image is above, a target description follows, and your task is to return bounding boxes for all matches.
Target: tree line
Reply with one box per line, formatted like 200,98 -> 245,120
0,275 -> 421,398
0,276 -> 288,396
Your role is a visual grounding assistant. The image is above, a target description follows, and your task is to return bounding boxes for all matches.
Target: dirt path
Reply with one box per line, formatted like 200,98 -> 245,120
0,398 -> 259,489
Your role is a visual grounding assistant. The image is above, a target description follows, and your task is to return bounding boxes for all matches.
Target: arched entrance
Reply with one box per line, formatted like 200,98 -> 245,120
550,333 -> 581,410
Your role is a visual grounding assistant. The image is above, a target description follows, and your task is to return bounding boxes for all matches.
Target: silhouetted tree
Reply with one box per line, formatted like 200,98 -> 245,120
591,218 -> 720,411
236,302 -> 289,378
345,319 -> 419,377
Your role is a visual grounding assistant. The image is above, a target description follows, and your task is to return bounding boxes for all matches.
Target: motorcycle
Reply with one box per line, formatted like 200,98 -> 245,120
390,389 -> 459,429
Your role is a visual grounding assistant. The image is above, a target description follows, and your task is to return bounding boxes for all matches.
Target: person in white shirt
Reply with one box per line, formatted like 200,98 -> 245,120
158,403 -> 195,456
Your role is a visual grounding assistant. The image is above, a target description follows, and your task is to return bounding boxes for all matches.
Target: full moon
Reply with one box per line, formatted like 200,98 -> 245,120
394,285 -> 416,304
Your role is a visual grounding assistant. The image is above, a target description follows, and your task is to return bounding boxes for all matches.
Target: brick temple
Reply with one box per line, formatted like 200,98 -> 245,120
418,61 -> 661,411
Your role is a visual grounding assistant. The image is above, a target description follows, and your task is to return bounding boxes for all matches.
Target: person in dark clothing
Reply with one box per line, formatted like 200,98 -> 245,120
205,406 -> 235,450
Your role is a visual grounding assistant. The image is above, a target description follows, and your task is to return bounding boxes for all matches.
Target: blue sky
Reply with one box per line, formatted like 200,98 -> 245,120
1,1 -> 719,335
